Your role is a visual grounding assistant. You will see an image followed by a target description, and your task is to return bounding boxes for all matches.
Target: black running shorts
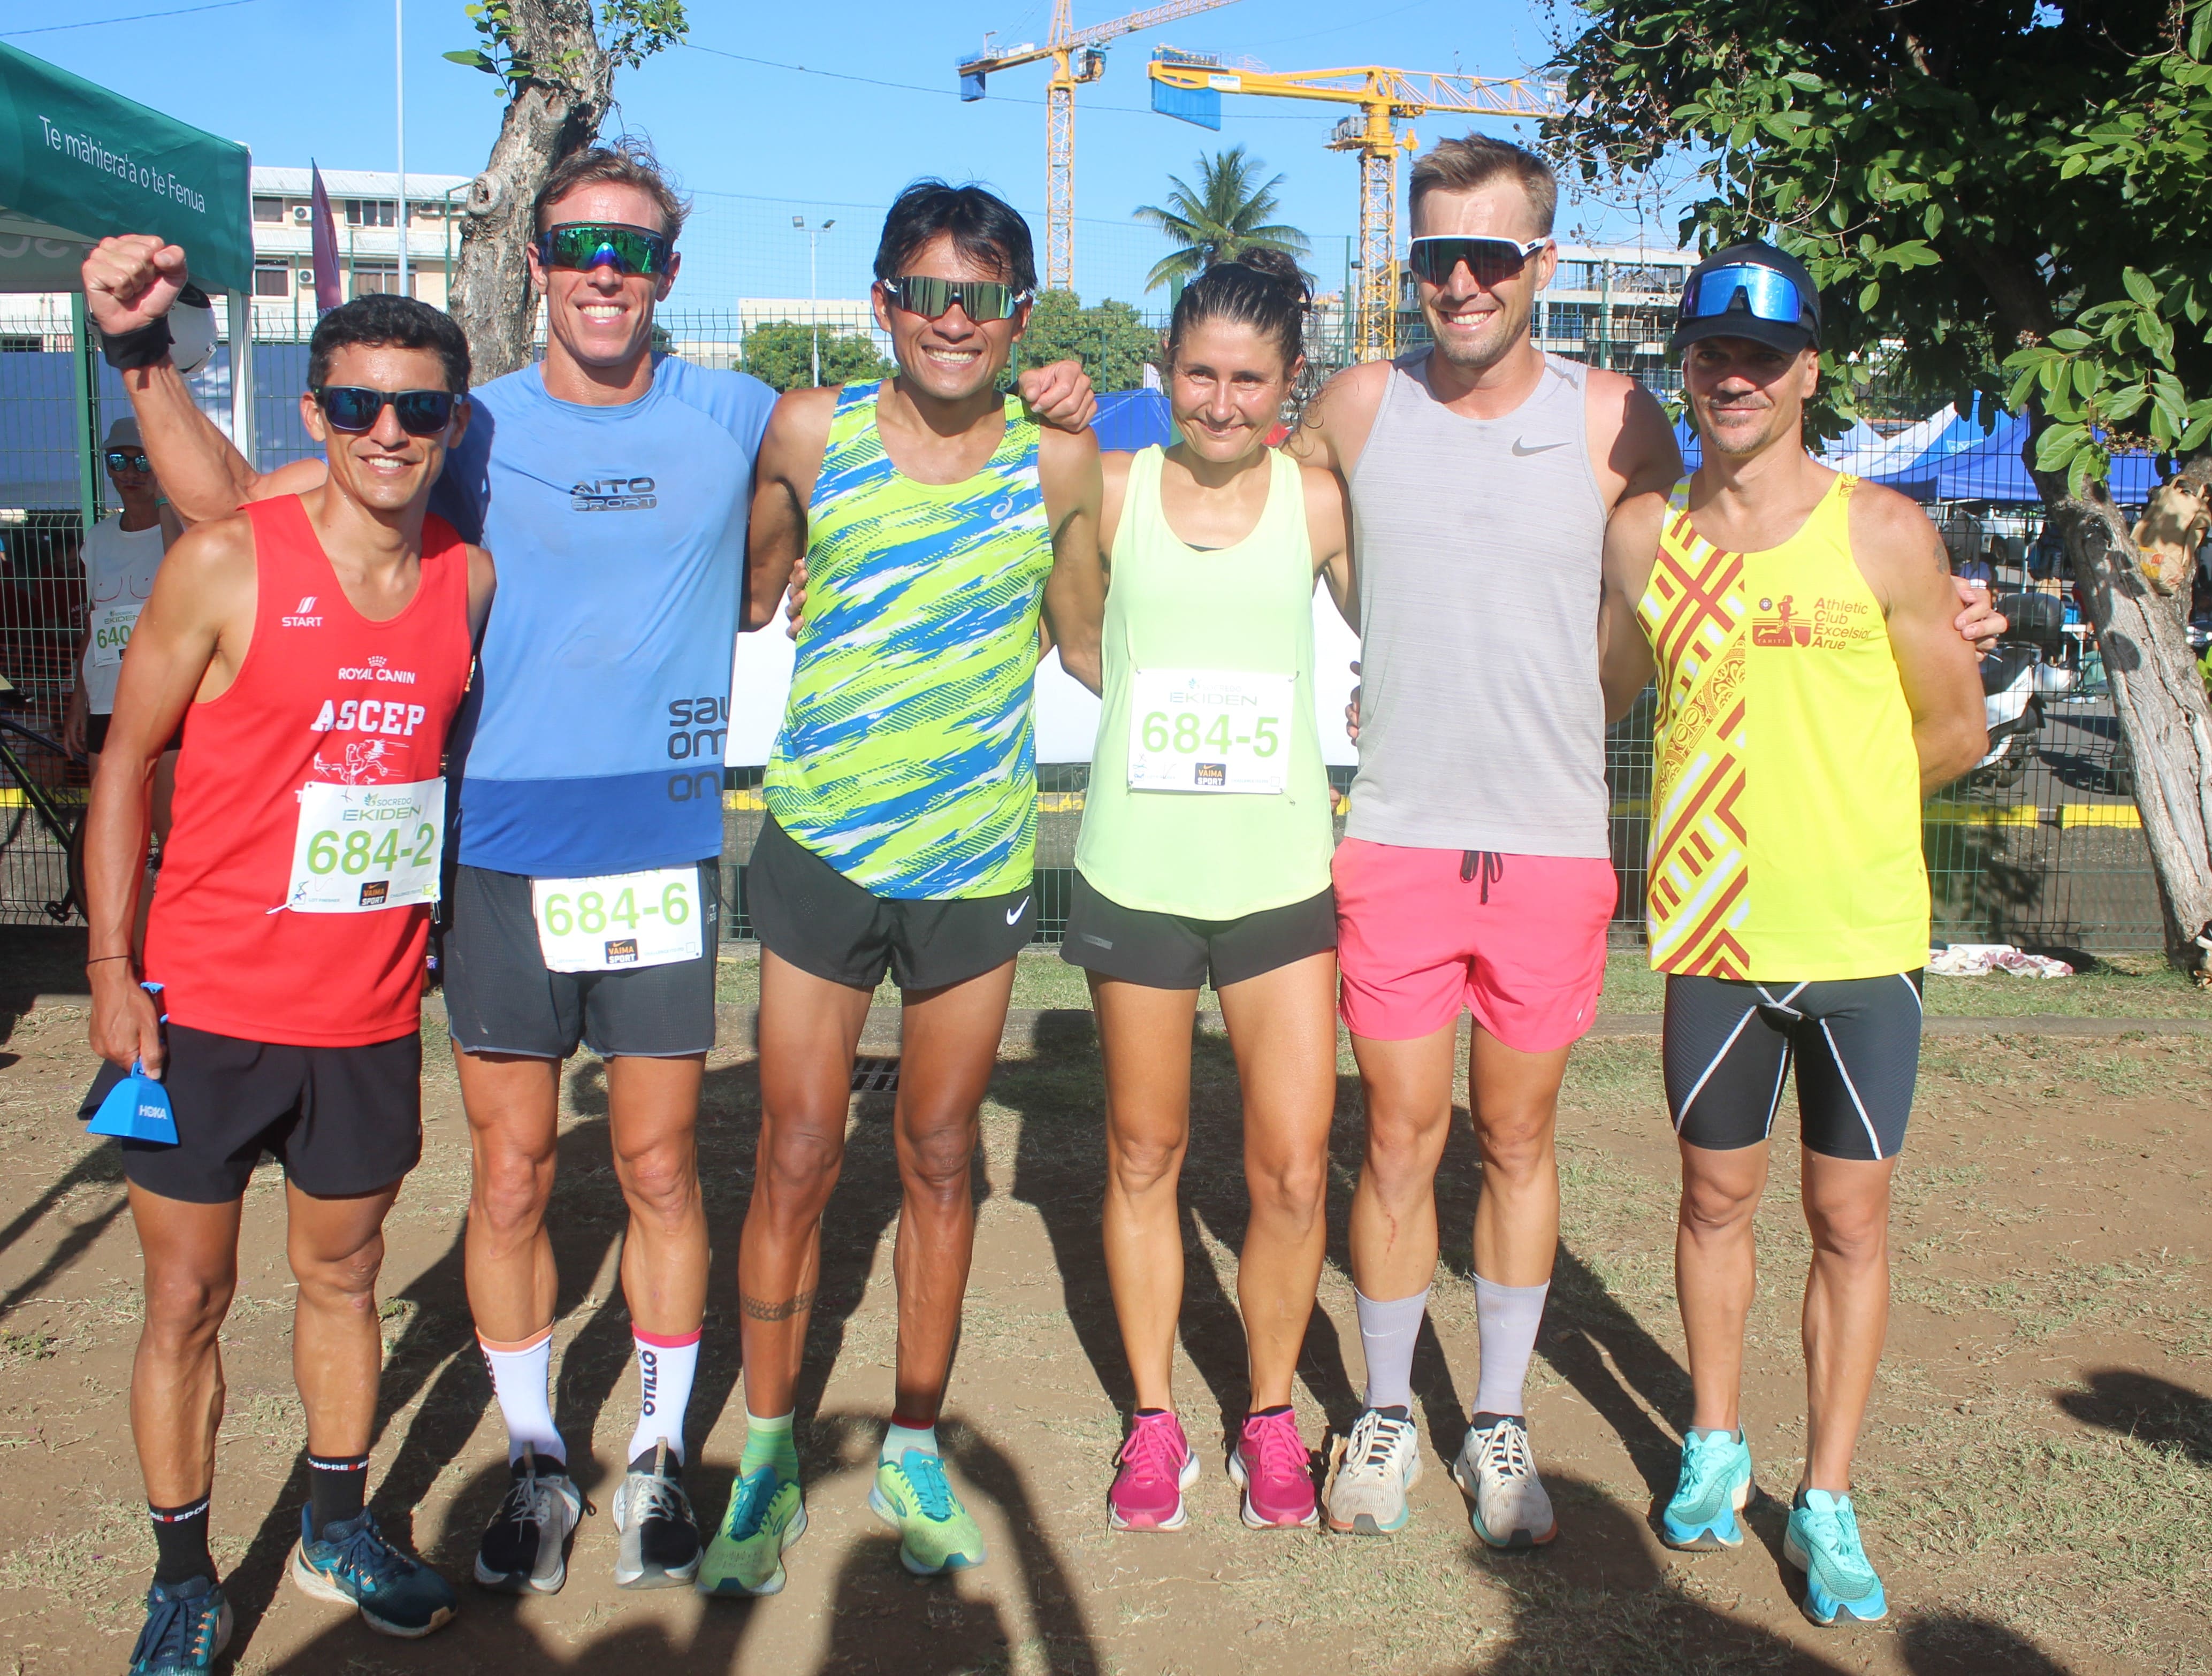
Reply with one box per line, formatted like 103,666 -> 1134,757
748,812 -> 1033,992
1059,872 -> 1336,991
1662,971 -> 1924,1162
80,1024 -> 422,1204
443,861 -> 720,1059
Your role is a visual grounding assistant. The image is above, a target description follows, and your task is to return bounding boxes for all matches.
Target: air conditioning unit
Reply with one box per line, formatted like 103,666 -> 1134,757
292,206 -> 310,224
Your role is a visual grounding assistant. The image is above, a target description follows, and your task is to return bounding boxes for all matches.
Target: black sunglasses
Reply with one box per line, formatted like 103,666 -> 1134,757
311,386 -> 460,437
535,222 -> 673,277
881,274 -> 1031,323
1406,235 -> 1551,288
105,450 -> 151,473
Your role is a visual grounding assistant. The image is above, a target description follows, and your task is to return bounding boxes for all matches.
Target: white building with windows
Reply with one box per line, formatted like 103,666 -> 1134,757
245,166 -> 471,340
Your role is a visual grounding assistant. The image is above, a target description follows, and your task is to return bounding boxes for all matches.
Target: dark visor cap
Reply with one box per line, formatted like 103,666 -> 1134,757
1670,241 -> 1822,356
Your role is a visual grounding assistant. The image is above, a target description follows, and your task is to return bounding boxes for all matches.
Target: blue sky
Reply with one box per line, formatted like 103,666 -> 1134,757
10,0 -> 1685,311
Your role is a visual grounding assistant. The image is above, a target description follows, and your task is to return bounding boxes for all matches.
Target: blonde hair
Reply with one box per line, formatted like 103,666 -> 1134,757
1408,135 -> 1557,235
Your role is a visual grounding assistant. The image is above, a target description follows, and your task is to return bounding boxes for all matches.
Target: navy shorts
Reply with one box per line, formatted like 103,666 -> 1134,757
1662,972 -> 1924,1161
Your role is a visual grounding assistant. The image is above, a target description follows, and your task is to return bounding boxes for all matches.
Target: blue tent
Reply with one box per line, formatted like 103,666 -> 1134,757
1093,388 -> 1174,452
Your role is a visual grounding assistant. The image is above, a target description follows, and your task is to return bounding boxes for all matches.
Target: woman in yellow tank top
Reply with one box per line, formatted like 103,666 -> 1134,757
1059,252 -> 1359,1534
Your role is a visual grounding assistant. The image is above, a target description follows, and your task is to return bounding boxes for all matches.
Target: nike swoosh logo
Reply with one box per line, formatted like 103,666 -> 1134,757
1512,438 -> 1570,456
1006,898 -> 1030,925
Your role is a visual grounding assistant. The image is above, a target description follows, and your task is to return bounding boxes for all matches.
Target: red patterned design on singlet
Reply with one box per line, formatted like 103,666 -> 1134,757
144,495 -> 472,1046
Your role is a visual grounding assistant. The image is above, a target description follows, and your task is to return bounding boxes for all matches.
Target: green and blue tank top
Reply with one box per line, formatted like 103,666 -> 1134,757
765,380 -> 1054,899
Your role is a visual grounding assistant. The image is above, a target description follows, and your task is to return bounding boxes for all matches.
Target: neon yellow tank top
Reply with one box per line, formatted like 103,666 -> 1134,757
1636,471 -> 1927,979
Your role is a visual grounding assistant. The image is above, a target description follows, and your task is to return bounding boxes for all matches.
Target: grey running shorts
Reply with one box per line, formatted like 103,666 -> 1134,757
443,861 -> 720,1059
748,812 -> 1033,992
1662,971 -> 1924,1161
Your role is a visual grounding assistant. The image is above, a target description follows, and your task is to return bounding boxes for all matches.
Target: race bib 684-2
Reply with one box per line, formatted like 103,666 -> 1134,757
286,777 -> 444,913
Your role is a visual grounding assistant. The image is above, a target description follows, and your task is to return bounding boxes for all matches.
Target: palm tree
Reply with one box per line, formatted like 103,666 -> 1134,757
1134,146 -> 1310,292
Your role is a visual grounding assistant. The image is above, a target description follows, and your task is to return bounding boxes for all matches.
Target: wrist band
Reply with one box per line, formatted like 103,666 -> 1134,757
86,954 -> 133,966
100,316 -> 173,371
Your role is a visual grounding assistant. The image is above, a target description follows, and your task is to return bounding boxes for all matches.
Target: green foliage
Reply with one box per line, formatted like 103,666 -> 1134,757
444,0 -> 687,96
738,319 -> 893,393
1547,0 -> 2212,483
1134,147 -> 1310,292
1015,291 -> 1161,394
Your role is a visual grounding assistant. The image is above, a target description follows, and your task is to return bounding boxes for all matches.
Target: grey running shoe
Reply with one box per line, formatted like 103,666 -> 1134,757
1324,1405 -> 1422,1535
612,1441 -> 702,1588
1452,1412 -> 1557,1549
474,1444 -> 584,1594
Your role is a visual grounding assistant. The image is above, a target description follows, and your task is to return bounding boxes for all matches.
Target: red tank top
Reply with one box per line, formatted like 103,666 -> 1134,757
146,495 -> 472,1046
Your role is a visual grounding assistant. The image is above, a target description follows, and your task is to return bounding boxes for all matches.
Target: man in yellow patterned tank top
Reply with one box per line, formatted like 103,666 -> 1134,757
1598,244 -> 1986,1629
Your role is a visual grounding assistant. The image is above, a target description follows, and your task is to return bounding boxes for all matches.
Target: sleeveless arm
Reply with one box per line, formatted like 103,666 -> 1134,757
1850,487 -> 1988,792
1040,426 -> 1107,694
1599,492 -> 1665,723
745,387 -> 837,631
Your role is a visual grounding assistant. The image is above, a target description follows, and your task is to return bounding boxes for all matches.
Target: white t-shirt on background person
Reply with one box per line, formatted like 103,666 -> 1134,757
79,513 -> 167,716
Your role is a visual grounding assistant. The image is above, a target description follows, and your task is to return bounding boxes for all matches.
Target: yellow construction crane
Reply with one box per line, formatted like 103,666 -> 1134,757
958,0 -> 1242,293
1147,52 -> 1559,359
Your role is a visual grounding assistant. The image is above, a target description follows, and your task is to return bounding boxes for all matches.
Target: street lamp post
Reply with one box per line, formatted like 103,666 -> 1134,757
793,216 -> 836,386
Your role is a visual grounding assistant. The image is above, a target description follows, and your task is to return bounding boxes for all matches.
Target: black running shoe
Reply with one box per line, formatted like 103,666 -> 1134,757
473,1445 -> 584,1594
613,1441 -> 700,1588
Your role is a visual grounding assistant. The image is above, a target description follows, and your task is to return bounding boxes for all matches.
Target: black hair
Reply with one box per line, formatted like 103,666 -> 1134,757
1164,248 -> 1311,373
873,180 -> 1038,294
307,294 -> 471,394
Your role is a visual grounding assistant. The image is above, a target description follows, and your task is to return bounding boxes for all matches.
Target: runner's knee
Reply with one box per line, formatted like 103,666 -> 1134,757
1804,1195 -> 1888,1267
1247,1144 -> 1327,1227
1107,1126 -> 1186,1199
471,1138 -> 555,1240
1473,1105 -> 1555,1186
757,1119 -> 844,1210
613,1134 -> 699,1225
898,1115 -> 977,1202
1679,1166 -> 1760,1236
142,1265 -> 235,1348
291,1233 -> 385,1314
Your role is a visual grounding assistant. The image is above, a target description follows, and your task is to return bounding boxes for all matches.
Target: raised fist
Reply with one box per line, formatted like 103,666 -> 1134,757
81,235 -> 189,337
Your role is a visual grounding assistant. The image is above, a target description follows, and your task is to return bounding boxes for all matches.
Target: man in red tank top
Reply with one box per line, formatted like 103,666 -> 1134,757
81,294 -> 494,1666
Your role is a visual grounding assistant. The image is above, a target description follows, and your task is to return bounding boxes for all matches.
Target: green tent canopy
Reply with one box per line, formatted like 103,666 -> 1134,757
0,40 -> 251,294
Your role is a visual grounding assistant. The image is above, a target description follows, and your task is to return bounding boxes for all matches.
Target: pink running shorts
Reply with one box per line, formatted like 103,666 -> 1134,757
1332,840 -> 1618,1051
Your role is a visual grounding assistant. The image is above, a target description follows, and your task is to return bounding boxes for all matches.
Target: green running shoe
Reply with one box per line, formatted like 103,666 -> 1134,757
1661,1429 -> 1753,1550
868,1449 -> 986,1576
1783,1487 -> 1888,1626
698,1465 -> 808,1597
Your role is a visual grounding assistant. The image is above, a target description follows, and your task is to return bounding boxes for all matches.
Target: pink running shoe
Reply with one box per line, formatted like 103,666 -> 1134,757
1227,1407 -> 1319,1529
1109,1410 -> 1200,1532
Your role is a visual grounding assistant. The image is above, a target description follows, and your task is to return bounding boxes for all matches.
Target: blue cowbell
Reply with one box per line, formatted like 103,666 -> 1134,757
88,982 -> 176,1144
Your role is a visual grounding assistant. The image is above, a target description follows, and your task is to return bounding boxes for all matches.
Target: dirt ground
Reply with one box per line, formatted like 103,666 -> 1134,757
1,951 -> 2208,1674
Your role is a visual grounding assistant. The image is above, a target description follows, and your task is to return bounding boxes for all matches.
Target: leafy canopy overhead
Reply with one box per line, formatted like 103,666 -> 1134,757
1015,291 -> 1161,395
445,0 -> 689,95
1546,0 -> 2212,492
1134,147 -> 1310,293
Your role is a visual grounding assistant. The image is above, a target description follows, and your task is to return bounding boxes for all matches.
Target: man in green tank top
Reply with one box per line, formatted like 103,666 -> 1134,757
1598,243 -> 1986,1628
699,183 -> 1104,1595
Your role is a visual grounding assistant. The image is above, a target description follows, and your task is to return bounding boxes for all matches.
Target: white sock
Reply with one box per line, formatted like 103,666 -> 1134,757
881,1419 -> 939,1465
1354,1284 -> 1430,1411
1472,1275 -> 1550,1418
626,1328 -> 701,1467
479,1326 -> 565,1468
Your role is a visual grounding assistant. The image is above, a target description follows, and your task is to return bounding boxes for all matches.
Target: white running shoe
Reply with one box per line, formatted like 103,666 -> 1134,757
1452,1413 -> 1557,1549
473,1444 -> 585,1594
1324,1406 -> 1422,1535
612,1442 -> 703,1588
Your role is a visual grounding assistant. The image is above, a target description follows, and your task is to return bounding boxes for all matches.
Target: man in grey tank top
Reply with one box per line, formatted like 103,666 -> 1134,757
1288,135 -> 1683,1548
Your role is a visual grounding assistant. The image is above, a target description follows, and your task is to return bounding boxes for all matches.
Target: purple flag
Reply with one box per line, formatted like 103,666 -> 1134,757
309,162 -> 341,315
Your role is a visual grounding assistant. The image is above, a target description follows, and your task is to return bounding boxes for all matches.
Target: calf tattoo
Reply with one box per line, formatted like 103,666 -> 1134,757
741,1288 -> 816,1322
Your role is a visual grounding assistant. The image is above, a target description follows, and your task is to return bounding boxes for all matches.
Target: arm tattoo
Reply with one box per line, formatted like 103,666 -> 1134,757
741,1288 -> 816,1322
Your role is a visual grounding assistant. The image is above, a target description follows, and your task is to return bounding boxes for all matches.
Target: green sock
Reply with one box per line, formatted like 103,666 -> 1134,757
740,1411 -> 799,1482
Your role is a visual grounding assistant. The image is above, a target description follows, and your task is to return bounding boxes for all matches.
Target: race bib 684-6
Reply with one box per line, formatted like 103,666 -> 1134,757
531,866 -> 702,973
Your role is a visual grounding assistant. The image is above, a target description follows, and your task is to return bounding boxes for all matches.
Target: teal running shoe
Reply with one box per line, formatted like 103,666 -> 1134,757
127,1575 -> 231,1674
1661,1428 -> 1753,1550
869,1449 -> 986,1576
1783,1487 -> 1888,1625
289,1506 -> 458,1638
698,1464 -> 808,1596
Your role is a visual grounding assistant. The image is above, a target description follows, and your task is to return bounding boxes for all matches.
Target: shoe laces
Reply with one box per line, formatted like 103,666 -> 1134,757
629,1466 -> 691,1529
1117,1414 -> 1186,1485
495,1457 -> 558,1534
1679,1431 -> 1739,1497
133,1583 -> 218,1670
1805,1493 -> 1872,1570
319,1511 -> 415,1589
1243,1410 -> 1307,1481
1348,1409 -> 1414,1475
725,1466 -> 781,1541
1473,1417 -> 1534,1481
898,1452 -> 955,1521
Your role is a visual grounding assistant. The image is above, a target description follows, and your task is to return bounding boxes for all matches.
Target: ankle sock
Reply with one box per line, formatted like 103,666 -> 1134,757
479,1325 -> 566,1470
626,1326 -> 701,1468
306,1450 -> 369,1532
1471,1274 -> 1550,1418
149,1494 -> 213,1586
1354,1284 -> 1430,1411
881,1416 -> 939,1465
741,1409 -> 800,1482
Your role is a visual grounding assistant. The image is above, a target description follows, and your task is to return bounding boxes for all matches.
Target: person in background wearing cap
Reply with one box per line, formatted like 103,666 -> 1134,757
65,419 -> 183,953
1598,242 -> 1987,1627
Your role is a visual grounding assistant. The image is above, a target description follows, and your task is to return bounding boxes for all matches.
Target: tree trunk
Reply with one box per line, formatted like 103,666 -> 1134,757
2032,437 -> 2212,968
447,0 -> 614,384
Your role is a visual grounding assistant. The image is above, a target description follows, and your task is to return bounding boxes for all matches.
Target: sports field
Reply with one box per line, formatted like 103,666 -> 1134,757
2,943 -> 2208,1674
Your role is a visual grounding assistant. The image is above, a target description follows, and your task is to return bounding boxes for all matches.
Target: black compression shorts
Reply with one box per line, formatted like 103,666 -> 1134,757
1661,971 -> 1924,1162
1058,872 -> 1336,991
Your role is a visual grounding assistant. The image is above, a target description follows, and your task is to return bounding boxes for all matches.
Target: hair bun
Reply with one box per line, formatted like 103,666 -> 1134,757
1219,246 -> 1313,305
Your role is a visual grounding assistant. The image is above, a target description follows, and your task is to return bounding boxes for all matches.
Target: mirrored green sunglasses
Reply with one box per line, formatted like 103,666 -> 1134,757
535,222 -> 673,277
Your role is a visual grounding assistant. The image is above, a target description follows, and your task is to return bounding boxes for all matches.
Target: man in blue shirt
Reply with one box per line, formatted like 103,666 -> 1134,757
82,141 -> 1097,1601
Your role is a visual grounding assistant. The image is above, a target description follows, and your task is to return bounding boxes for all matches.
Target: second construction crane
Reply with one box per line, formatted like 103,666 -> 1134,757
1148,54 -> 1558,360
958,0 -> 1241,294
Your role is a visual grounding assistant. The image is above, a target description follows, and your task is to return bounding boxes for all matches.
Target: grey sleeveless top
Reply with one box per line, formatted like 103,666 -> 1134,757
1345,351 -> 1611,858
